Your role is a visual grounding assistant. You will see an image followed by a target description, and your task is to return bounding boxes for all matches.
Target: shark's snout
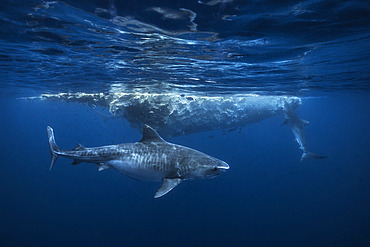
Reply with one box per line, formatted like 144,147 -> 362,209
217,161 -> 229,171
204,161 -> 229,178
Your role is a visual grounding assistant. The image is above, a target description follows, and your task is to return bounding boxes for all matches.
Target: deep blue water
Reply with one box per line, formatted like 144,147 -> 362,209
1,0 -> 370,246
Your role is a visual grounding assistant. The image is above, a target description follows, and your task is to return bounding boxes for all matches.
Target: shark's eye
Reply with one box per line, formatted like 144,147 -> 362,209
213,167 -> 218,171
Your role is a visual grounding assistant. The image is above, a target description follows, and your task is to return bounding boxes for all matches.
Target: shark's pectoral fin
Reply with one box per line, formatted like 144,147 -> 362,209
154,178 -> 183,198
98,164 -> 110,171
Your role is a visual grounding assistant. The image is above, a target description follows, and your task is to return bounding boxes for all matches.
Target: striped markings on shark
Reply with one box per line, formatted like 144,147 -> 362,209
47,125 -> 229,198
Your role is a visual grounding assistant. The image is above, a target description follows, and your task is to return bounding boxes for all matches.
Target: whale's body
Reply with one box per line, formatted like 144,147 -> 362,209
47,125 -> 229,198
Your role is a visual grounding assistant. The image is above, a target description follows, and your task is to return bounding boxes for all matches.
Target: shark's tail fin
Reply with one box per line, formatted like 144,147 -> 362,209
47,126 -> 61,171
301,151 -> 327,162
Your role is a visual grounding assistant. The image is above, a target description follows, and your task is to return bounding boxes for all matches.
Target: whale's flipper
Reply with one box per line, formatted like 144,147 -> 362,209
154,178 -> 183,198
301,151 -> 328,162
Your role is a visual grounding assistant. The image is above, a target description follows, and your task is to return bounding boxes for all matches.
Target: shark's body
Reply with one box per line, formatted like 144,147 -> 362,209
47,125 -> 229,198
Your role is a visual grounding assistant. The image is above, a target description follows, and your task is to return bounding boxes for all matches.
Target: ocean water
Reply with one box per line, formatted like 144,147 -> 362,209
1,0 -> 370,246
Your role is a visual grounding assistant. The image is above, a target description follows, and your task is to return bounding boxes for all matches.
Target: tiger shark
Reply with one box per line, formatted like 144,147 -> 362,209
47,125 -> 229,198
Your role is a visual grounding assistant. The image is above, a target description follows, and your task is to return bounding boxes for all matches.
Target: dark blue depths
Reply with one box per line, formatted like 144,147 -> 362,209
0,94 -> 369,247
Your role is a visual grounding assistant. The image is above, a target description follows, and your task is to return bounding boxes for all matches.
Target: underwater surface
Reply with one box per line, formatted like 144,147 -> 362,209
1,0 -> 370,246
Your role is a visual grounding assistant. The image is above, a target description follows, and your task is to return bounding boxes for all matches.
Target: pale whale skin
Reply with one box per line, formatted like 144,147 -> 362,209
47,125 -> 229,198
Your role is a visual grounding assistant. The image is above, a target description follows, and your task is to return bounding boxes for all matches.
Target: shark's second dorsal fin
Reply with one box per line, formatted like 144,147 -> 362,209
73,144 -> 86,151
140,125 -> 166,143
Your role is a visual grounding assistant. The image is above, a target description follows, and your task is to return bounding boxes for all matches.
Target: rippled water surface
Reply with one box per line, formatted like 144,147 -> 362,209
1,0 -> 369,96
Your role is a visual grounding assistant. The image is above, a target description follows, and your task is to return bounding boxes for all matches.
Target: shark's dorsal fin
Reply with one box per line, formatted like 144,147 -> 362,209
154,178 -> 183,198
140,125 -> 166,143
73,144 -> 86,151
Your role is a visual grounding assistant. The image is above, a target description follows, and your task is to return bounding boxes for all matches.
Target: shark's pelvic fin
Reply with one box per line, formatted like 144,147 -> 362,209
301,151 -> 328,162
140,124 -> 166,143
47,126 -> 61,171
154,178 -> 183,198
